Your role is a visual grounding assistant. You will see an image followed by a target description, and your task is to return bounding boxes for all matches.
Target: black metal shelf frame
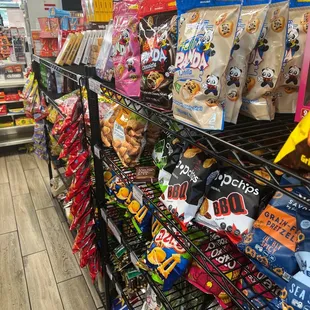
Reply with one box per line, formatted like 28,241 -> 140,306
88,78 -> 310,206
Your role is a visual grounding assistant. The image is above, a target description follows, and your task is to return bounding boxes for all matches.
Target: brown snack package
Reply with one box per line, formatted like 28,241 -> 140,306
241,0 -> 289,120
225,2 -> 270,124
112,108 -> 147,167
172,3 -> 241,130
275,5 -> 310,113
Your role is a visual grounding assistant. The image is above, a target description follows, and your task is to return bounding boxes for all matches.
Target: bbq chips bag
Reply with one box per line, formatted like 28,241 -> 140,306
173,0 -> 242,130
160,146 -> 218,230
238,176 -> 310,288
274,112 -> 310,172
242,0 -> 289,120
274,1 -> 310,114
225,0 -> 270,124
139,0 -> 177,110
195,167 -> 270,243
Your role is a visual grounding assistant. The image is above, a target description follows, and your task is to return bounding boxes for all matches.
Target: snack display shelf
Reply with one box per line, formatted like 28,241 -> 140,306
88,78 -> 310,206
0,124 -> 34,132
0,112 -> 25,118
0,78 -> 27,89
32,55 -> 85,83
0,100 -> 24,105
0,132 -> 33,148
42,89 -> 66,119
98,147 -> 280,310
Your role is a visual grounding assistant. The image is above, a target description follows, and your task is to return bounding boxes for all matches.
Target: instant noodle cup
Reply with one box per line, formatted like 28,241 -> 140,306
275,0 -> 310,113
172,0 -> 242,130
238,176 -> 310,288
160,146 -> 218,230
139,0 -> 177,111
224,0 -> 270,124
242,0 -> 289,121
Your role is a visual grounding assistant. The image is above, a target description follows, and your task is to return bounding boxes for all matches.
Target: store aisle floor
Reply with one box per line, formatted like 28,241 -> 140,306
0,153 -> 104,310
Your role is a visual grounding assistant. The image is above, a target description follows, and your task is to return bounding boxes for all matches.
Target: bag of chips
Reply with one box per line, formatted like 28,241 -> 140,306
225,0 -> 270,124
112,0 -> 141,97
195,167 -> 271,243
242,0 -> 289,121
172,0 -> 242,130
160,146 -> 218,230
275,0 -> 310,113
139,0 -> 177,110
112,108 -> 147,167
238,176 -> 310,288
274,112 -> 310,172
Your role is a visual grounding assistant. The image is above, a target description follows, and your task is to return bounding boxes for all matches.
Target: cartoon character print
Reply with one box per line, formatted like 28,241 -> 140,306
284,27 -> 300,64
203,75 -> 219,96
249,26 -> 269,67
232,26 -> 243,51
259,67 -> 275,88
158,30 -> 169,50
196,29 -> 216,58
126,57 -> 136,72
227,67 -> 242,87
284,65 -> 301,85
120,29 -> 130,46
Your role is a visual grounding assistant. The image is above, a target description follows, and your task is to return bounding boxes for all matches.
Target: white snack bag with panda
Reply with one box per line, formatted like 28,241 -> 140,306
274,0 -> 310,113
173,0 -> 242,130
225,0 -> 270,124
241,0 -> 289,120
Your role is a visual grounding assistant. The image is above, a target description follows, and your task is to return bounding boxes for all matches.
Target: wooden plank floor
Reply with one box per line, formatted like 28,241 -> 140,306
0,152 -> 104,310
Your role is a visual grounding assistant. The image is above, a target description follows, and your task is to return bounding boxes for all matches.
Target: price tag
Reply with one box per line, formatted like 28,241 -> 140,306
133,185 -> 143,206
108,220 -> 122,244
106,265 -> 113,281
101,209 -> 107,222
94,145 -> 101,159
130,252 -> 139,269
89,78 -> 102,95
115,283 -> 122,297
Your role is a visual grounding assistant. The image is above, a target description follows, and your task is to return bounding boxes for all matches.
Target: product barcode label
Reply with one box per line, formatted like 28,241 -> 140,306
108,220 -> 121,244
89,78 -> 102,95
94,145 -> 101,159
133,186 -> 144,206
106,265 -> 113,281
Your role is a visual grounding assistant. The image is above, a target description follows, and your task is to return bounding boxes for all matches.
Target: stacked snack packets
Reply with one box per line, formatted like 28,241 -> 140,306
53,91 -> 100,281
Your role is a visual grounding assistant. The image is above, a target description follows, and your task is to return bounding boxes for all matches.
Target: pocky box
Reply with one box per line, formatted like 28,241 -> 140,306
172,0 -> 242,130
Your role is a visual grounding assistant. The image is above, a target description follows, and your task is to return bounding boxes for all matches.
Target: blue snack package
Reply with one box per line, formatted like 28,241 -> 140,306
238,176 -> 310,288
270,271 -> 310,310
172,0 -> 242,130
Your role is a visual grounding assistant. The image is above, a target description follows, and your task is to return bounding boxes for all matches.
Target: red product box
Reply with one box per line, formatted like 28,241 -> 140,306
0,105 -> 7,115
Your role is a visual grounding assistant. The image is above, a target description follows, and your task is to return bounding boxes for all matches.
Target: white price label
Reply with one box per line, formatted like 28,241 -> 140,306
133,185 -> 144,206
108,220 -> 122,244
89,78 -> 102,95
94,145 -> 101,159
101,209 -> 107,222
106,265 -> 113,281
115,283 -> 122,296
130,252 -> 139,269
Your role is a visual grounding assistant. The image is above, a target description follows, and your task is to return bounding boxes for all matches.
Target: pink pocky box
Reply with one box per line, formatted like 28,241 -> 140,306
295,21 -> 310,122
112,0 -> 141,97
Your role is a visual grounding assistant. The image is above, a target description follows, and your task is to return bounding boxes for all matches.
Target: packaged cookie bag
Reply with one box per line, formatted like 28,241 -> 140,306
112,108 -> 147,167
160,146 -> 218,230
172,0 -> 242,130
242,0 -> 289,120
275,0 -> 310,113
139,0 -> 177,110
225,0 -> 270,124
112,0 -> 141,97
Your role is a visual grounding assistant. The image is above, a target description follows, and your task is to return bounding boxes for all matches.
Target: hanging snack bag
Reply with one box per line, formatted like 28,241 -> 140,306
238,176 -> 310,288
274,108 -> 310,172
172,0 -> 242,130
274,0 -> 310,114
225,0 -> 270,124
195,167 -> 271,243
160,146 -> 218,230
112,0 -> 141,97
242,0 -> 289,120
139,0 -> 177,110
112,108 -> 147,167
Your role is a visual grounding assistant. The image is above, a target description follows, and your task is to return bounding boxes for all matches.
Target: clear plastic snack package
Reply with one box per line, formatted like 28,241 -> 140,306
172,0 -> 242,130
225,0 -> 270,124
242,0 -> 289,120
139,0 -> 177,110
275,0 -> 310,113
